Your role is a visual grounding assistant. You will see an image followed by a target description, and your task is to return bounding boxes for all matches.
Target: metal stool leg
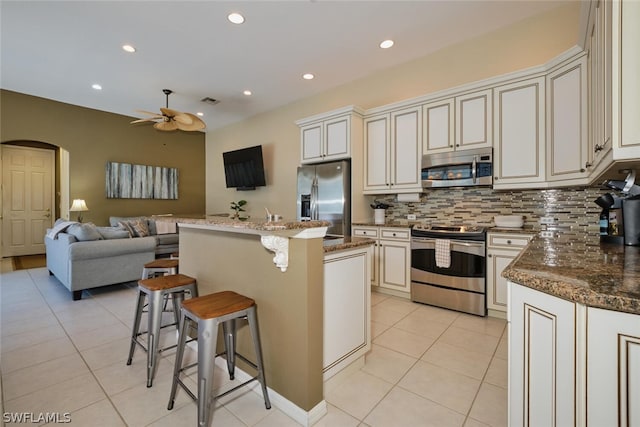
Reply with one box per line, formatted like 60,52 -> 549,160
197,318 -> 219,427
146,290 -> 164,387
222,319 -> 236,380
127,290 -> 145,365
247,306 -> 271,409
168,310 -> 189,410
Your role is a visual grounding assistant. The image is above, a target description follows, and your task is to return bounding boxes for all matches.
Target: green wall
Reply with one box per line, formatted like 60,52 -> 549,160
1,90 -> 205,225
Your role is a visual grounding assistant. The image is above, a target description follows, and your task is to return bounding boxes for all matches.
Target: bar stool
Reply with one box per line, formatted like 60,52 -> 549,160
127,273 -> 198,387
141,258 -> 179,279
167,291 -> 271,426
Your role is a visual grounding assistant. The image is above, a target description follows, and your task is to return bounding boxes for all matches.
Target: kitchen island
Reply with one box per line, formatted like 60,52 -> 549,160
159,216 -> 373,426
503,231 -> 640,427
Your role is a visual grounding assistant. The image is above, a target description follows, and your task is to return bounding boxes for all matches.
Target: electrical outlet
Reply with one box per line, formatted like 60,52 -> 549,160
540,216 -> 555,225
539,230 -> 554,238
407,214 -> 417,220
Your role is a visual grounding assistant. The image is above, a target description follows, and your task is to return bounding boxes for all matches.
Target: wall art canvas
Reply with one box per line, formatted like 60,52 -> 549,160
106,161 -> 178,199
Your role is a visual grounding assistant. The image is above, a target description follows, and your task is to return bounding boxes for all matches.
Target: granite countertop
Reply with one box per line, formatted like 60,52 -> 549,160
322,236 -> 375,253
158,215 -> 330,232
503,231 -> 640,315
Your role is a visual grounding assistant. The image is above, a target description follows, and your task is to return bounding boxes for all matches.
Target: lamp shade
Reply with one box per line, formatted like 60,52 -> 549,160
69,199 -> 89,212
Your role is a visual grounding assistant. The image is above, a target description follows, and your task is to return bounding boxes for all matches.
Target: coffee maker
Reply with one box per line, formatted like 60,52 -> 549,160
596,170 -> 640,245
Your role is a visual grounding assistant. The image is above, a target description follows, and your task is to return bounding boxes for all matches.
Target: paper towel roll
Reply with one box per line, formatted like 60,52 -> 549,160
396,193 -> 421,203
374,209 -> 385,225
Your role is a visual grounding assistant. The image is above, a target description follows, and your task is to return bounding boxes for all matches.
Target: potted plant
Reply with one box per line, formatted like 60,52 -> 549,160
230,200 -> 249,221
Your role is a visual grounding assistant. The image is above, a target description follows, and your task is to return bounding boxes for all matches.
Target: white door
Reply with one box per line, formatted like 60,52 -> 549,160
1,145 -> 55,257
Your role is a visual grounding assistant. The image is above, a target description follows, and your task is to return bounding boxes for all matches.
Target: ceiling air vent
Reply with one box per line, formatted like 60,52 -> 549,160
201,97 -> 220,106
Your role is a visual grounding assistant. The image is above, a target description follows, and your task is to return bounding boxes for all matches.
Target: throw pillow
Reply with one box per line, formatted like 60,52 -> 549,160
66,223 -> 103,241
119,219 -> 149,237
96,226 -> 130,240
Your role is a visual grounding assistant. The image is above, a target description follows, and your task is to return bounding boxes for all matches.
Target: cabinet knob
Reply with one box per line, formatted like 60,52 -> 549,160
488,254 -> 493,258
585,162 -> 592,169
580,168 -> 586,173
507,240 -> 512,245
456,144 -> 460,147
392,233 -> 396,236
595,144 -> 604,152
494,176 -> 498,180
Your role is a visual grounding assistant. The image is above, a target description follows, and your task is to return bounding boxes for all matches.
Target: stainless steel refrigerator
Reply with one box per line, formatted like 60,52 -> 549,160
296,160 -> 351,236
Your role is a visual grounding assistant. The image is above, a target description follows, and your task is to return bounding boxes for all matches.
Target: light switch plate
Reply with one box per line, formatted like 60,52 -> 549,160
407,214 -> 417,220
539,230 -> 554,238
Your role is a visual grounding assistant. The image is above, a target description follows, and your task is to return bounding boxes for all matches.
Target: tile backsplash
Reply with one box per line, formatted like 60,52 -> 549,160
373,185 -> 610,232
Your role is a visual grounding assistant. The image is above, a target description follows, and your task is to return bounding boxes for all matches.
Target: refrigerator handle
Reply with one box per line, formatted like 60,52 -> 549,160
311,176 -> 319,220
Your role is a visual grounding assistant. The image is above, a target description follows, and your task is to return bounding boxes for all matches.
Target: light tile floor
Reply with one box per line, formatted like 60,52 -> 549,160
0,265 -> 507,426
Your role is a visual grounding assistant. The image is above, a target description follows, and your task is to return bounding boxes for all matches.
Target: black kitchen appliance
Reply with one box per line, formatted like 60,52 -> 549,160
596,170 -> 640,245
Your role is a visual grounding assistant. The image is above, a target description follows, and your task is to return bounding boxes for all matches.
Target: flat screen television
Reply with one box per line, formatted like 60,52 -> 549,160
222,145 -> 266,191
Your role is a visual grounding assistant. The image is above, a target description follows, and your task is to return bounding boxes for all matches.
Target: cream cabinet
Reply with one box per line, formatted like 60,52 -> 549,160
611,0 -> 640,159
509,282 -> 577,427
486,232 -> 533,315
422,98 -> 455,154
492,78 -> 546,189
585,0 -> 613,173
509,281 -> 640,427
296,106 -> 363,164
323,245 -> 372,380
546,55 -> 589,182
586,307 -> 640,426
455,89 -> 493,151
363,106 -> 422,194
352,226 -> 411,296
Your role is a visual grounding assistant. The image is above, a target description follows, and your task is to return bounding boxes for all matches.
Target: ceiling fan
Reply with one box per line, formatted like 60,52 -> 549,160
130,89 -> 206,132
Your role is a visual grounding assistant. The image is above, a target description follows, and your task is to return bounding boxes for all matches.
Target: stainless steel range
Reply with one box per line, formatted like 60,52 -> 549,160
410,224 -> 487,316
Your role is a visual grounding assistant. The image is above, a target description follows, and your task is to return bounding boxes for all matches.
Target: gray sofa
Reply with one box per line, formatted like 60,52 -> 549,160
45,229 -> 156,300
45,216 -> 179,300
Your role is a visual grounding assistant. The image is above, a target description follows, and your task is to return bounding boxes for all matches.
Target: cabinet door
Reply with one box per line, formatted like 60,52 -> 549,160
423,98 -> 455,154
353,226 -> 379,286
455,89 -> 493,150
493,77 -> 546,188
486,249 -> 518,313
379,239 -> 410,293
324,116 -> 350,160
509,282 -> 576,427
364,114 -> 390,192
547,57 -> 589,182
301,123 -> 323,163
390,106 -> 422,191
587,307 -> 640,427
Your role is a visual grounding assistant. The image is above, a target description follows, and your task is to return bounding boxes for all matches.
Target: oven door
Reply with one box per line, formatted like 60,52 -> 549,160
410,237 -> 485,292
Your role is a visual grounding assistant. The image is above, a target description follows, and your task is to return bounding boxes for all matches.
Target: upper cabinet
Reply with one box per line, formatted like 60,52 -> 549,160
422,98 -> 455,154
493,77 -> 546,189
612,0 -> 640,158
455,89 -> 493,151
546,55 -> 589,183
363,106 -> 422,194
296,106 -> 363,164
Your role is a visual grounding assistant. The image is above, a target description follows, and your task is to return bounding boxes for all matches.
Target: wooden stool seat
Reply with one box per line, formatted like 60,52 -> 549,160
144,258 -> 179,269
139,274 -> 195,292
181,291 -> 254,320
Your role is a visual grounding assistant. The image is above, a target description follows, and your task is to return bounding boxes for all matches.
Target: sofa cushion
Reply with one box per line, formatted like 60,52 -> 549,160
110,216 -> 157,235
118,219 -> 150,237
66,223 -> 103,241
96,226 -> 130,240
154,233 -> 179,246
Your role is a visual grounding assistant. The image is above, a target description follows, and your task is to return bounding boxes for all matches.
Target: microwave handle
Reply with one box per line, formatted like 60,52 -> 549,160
311,176 -> 319,220
472,155 -> 477,184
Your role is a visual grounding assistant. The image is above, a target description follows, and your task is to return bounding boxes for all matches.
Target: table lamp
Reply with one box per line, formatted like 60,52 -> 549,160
69,199 -> 89,222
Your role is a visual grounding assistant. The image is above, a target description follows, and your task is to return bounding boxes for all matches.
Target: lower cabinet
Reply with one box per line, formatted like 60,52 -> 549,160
509,281 -> 640,427
486,232 -> 533,315
323,245 -> 372,380
353,226 -> 411,296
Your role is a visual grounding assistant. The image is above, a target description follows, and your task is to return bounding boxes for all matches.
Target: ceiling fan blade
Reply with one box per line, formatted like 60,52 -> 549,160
154,120 -> 179,131
130,118 -> 160,124
176,113 -> 206,131
160,107 -> 194,125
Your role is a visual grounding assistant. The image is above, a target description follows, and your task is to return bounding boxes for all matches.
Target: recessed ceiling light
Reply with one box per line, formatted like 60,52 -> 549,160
91,84 -> 102,90
228,13 -> 245,24
380,39 -> 394,49
302,73 -> 315,80
243,90 -> 252,96
122,44 -> 136,53
196,112 -> 204,117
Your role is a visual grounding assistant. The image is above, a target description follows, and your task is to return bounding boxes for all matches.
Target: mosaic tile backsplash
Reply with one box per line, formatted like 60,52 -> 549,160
374,185 -> 611,232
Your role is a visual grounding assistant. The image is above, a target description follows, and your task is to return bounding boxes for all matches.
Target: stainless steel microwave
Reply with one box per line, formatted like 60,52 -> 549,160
421,147 -> 493,188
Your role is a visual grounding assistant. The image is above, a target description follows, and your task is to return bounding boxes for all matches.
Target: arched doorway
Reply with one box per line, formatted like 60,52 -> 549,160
1,141 -> 69,257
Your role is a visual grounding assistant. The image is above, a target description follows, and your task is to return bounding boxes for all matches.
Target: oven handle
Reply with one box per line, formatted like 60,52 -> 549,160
411,237 -> 484,247
411,237 -> 485,255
